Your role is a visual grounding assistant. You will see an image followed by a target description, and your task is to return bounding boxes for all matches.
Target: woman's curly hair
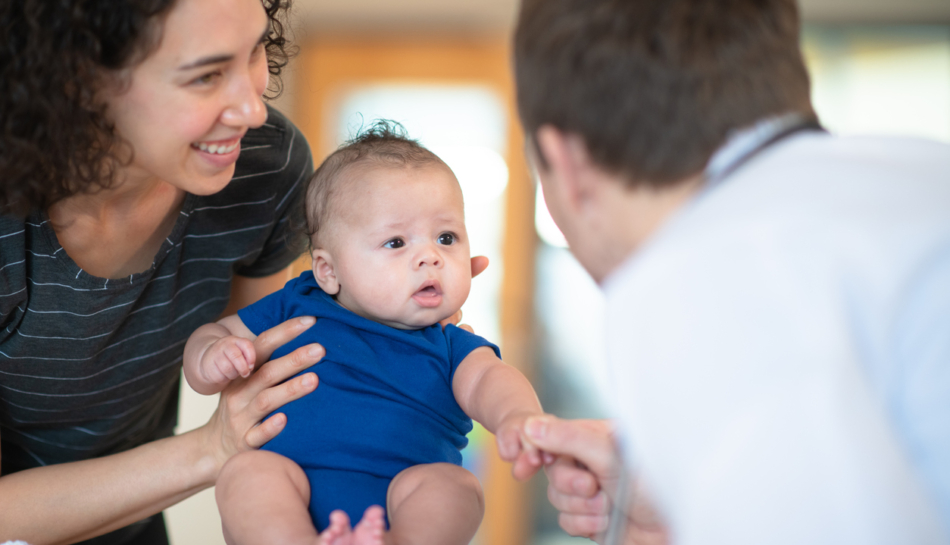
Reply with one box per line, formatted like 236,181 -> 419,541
0,0 -> 294,218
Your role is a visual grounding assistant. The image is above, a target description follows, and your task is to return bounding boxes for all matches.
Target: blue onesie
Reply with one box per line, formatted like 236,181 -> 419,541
237,271 -> 500,531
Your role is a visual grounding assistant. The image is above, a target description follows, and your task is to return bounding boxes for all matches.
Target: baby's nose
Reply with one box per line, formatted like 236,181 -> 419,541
417,248 -> 443,268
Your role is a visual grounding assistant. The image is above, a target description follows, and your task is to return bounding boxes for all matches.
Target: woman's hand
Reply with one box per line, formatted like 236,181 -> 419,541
524,416 -> 669,545
441,256 -> 489,331
202,316 -> 322,474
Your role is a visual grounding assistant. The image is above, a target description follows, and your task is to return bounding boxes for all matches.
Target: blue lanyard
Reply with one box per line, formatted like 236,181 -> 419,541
703,114 -> 826,189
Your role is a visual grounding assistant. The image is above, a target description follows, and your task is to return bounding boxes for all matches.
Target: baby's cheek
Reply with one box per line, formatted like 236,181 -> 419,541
364,286 -> 403,315
450,270 -> 472,306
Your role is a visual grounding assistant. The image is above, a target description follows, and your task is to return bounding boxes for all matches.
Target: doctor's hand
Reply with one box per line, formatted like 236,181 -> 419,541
524,416 -> 669,545
441,256 -> 489,332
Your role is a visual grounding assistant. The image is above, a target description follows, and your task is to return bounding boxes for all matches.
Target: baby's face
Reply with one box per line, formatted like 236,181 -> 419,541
318,163 -> 472,330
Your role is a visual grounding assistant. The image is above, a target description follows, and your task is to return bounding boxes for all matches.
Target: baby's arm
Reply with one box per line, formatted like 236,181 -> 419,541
453,347 -> 545,481
183,314 -> 257,395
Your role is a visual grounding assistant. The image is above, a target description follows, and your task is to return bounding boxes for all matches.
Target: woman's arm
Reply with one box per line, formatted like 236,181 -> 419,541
0,425 -> 220,544
222,268 -> 295,317
0,305 -> 322,545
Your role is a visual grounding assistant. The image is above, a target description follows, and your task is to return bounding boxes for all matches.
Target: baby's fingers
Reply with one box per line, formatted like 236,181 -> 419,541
511,450 -> 544,481
521,433 -> 543,467
496,426 -> 522,461
214,355 -> 241,381
231,337 -> 256,377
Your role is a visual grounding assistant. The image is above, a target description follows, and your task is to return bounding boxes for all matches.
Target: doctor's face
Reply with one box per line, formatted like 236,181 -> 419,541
102,0 -> 270,194
529,141 -> 614,284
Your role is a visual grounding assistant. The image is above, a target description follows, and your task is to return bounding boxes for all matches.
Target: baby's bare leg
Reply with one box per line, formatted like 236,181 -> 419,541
216,450 -> 320,545
386,463 -> 484,545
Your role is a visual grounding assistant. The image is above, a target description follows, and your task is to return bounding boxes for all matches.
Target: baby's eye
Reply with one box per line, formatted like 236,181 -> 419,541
437,233 -> 456,245
383,238 -> 405,249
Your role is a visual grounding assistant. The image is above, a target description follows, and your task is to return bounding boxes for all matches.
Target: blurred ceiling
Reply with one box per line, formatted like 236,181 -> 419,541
291,0 -> 950,34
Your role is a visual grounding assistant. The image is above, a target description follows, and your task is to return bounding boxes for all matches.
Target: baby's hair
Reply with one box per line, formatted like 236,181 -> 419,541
303,120 -> 449,248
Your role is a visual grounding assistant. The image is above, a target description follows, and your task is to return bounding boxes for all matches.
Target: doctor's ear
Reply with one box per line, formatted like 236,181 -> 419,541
534,125 -> 596,205
311,249 -> 340,295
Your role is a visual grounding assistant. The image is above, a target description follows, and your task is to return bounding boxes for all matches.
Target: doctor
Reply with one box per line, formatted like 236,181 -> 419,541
513,0 -> 950,543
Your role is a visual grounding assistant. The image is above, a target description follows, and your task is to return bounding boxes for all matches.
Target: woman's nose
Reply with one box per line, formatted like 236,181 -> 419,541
221,65 -> 268,128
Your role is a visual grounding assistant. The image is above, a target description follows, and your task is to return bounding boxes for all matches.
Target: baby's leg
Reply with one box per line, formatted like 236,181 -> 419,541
386,463 -> 484,545
217,450 -> 384,545
217,450 -> 319,545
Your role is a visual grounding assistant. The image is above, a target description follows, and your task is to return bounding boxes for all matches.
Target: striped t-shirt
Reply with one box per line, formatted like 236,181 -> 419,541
0,106 -> 312,473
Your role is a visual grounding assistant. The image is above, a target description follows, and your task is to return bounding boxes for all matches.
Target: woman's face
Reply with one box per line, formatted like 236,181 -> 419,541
103,0 -> 271,195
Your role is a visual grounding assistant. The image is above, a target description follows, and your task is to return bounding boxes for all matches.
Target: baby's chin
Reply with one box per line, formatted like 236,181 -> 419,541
377,307 -> 462,331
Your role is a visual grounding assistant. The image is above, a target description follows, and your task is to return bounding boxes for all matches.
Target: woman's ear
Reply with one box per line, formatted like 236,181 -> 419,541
311,249 -> 340,295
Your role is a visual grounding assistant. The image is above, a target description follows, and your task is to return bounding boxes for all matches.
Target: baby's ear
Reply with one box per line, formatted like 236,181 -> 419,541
311,249 -> 340,295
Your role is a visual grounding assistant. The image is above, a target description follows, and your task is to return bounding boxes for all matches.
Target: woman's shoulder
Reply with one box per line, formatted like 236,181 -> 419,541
233,105 -> 312,181
0,214 -> 28,270
0,214 -> 28,333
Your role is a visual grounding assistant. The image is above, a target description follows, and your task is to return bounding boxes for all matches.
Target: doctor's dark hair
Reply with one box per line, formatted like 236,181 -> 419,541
0,0 -> 293,218
514,0 -> 816,187
302,120 -> 449,248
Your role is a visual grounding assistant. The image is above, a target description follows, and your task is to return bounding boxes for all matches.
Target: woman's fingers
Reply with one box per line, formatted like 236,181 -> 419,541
209,342 -> 322,465
244,412 -> 288,449
234,343 -> 324,406
470,256 -> 489,279
439,309 -> 463,329
253,316 -> 316,364
249,366 -> 318,417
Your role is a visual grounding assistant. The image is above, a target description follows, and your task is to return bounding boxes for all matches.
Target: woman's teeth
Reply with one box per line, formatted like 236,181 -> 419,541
193,141 -> 238,154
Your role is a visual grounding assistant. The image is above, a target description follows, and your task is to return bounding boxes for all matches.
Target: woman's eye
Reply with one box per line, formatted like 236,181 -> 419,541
437,233 -> 456,245
384,238 -> 405,249
192,71 -> 221,86
251,40 -> 266,60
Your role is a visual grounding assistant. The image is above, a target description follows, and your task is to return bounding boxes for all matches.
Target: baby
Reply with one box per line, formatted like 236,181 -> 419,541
183,122 -> 545,545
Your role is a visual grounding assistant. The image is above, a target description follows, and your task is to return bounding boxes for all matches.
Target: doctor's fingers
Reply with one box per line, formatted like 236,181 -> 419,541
545,455 -> 601,497
526,417 -> 620,481
558,511 -> 610,542
548,485 -> 610,517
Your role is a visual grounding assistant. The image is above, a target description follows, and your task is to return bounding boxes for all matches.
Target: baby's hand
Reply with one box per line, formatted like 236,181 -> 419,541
496,411 -> 546,481
199,335 -> 257,389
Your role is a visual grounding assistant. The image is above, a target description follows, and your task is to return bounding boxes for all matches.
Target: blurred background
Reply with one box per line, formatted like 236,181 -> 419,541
170,0 -> 950,543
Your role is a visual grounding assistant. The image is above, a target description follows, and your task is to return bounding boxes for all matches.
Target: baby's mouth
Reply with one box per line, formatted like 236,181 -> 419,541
412,280 -> 443,308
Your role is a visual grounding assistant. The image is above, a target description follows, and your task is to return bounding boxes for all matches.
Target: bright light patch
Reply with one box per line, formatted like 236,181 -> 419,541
535,184 -> 568,248
432,146 -> 509,206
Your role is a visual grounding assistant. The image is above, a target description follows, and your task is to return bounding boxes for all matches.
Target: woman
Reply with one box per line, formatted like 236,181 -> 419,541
0,0 -> 324,542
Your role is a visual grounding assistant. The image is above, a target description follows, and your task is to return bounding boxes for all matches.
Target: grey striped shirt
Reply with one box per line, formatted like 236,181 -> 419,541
0,106 -> 312,473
